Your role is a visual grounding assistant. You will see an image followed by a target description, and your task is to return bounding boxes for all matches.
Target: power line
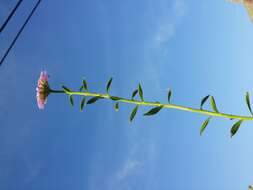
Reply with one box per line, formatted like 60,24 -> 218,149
0,0 -> 42,66
0,0 -> 24,33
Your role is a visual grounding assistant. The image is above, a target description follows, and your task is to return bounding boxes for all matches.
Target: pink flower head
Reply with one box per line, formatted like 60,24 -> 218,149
36,71 -> 50,109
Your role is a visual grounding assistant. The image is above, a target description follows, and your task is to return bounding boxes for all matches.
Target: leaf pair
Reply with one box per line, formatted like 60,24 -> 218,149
129,105 -> 163,122
63,86 -> 84,109
106,78 -> 121,112
70,95 -> 103,110
68,95 -> 86,111
107,78 -> 123,112
200,117 -> 243,137
131,84 -> 144,101
200,95 -> 219,113
79,79 -> 88,91
129,87 -> 175,123
62,86 -> 74,106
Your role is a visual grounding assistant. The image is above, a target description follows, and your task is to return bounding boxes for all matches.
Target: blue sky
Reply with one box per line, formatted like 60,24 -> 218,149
1,0 -> 253,190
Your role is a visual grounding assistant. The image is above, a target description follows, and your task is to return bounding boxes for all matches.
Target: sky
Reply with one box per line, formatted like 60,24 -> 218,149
1,0 -> 253,190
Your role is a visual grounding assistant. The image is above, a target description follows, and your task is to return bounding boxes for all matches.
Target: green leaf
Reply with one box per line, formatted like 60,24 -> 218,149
200,95 -> 210,110
69,95 -> 74,106
82,79 -> 88,91
62,86 -> 71,93
210,96 -> 219,113
106,77 -> 113,93
110,96 -> 121,101
114,102 -> 119,111
129,105 -> 139,122
246,92 -> 253,115
200,117 -> 211,135
168,89 -> 172,103
138,83 -> 144,101
87,97 -> 102,104
80,97 -> 86,111
248,185 -> 253,190
230,120 -> 243,137
131,89 -> 138,100
143,106 -> 163,116
79,85 -> 84,92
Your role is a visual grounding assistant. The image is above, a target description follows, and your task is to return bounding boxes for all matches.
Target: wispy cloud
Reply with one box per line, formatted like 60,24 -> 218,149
116,160 -> 142,180
139,0 -> 188,92
112,143 -> 142,184
154,0 -> 188,47
104,140 -> 157,190
155,23 -> 175,47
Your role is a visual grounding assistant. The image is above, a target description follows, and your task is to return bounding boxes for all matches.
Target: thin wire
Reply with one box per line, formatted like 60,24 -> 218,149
0,0 -> 24,33
0,0 -> 42,66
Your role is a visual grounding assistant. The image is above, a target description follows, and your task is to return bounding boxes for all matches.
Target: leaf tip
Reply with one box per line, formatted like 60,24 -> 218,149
106,77 -> 113,93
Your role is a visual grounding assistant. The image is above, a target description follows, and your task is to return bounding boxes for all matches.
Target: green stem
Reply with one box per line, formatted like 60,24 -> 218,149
51,90 -> 253,121
50,89 -> 65,93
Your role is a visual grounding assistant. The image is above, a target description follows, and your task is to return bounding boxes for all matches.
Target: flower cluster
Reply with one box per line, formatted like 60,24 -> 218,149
36,71 -> 50,109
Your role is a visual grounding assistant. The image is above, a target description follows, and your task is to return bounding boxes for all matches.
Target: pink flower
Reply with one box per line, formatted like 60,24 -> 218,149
36,71 -> 50,109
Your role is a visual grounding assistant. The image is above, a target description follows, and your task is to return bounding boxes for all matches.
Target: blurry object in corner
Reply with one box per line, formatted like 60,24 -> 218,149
230,0 -> 253,22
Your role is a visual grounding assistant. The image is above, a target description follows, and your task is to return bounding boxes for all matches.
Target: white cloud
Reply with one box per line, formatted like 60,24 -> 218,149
116,160 -> 142,180
114,143 -> 142,182
137,0 -> 188,92
154,0 -> 188,46
106,139 -> 157,190
155,23 -> 175,47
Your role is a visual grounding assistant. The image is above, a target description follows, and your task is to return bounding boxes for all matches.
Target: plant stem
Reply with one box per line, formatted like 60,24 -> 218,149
52,90 -> 253,121
50,89 -> 65,93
